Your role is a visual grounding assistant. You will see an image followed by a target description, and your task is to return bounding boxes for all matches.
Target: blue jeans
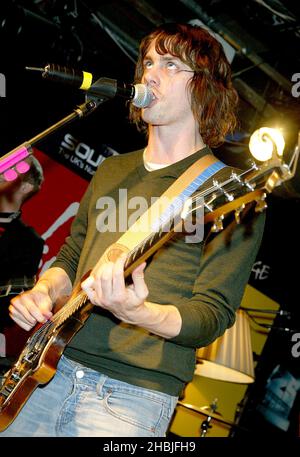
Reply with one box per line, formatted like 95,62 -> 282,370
0,355 -> 177,437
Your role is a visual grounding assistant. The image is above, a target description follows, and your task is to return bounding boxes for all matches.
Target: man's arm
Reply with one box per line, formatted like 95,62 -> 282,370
9,177 -> 93,331
131,300 -> 182,339
168,211 -> 266,348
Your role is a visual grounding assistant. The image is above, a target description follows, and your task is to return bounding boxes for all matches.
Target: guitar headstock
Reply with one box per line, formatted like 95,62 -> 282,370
181,144 -> 299,233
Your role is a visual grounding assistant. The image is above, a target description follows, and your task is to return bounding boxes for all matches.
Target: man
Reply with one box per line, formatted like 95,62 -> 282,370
0,155 -> 44,369
1,23 -> 264,437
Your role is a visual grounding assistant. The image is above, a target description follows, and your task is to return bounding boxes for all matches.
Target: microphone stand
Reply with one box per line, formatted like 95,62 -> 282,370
0,95 -> 105,181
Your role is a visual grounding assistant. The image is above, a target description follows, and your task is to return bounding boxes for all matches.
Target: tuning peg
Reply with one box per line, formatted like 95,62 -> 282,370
211,215 -> 224,232
234,204 -> 246,224
255,193 -> 267,213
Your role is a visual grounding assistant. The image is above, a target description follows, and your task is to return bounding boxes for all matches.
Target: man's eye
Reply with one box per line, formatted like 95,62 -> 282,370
144,61 -> 153,69
166,61 -> 177,69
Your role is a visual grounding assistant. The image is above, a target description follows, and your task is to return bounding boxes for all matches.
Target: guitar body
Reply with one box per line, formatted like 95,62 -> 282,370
0,301 -> 93,431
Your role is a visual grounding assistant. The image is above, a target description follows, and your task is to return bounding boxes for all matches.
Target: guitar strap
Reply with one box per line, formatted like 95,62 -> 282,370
105,153 -> 227,259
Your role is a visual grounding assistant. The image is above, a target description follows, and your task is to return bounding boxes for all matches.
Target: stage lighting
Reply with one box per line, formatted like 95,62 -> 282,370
249,127 -> 285,161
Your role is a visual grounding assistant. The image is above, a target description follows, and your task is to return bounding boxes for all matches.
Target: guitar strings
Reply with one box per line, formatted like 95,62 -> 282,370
50,290 -> 88,327
188,166 -> 257,204
190,167 -> 270,213
24,291 -> 88,354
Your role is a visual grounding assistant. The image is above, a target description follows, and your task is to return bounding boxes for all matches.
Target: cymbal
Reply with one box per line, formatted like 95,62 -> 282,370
177,401 -> 234,426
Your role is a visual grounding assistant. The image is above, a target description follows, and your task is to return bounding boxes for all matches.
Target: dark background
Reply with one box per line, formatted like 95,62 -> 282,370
0,0 -> 299,436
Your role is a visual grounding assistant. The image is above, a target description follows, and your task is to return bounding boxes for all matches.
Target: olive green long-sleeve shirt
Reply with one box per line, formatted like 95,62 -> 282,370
52,147 -> 264,396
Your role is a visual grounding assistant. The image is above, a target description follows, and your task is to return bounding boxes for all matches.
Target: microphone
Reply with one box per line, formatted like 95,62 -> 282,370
25,64 -> 153,108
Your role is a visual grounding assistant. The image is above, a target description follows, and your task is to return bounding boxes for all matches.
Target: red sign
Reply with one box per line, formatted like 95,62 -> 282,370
22,148 -> 89,277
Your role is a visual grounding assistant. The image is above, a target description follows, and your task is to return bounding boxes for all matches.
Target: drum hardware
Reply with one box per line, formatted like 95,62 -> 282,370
177,398 -> 234,437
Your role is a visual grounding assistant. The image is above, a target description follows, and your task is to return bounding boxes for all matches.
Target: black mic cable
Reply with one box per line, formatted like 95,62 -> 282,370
25,63 -> 153,108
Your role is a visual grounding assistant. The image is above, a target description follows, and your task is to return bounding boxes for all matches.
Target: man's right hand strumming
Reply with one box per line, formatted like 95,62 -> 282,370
8,267 -> 72,331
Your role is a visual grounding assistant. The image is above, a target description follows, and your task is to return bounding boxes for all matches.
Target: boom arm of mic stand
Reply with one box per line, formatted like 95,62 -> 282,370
0,97 -> 103,181
28,98 -> 101,145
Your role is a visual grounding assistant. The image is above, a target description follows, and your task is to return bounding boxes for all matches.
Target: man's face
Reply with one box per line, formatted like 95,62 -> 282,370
141,41 -> 194,129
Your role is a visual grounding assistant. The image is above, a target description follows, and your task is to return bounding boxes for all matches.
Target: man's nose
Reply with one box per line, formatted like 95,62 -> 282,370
143,66 -> 160,86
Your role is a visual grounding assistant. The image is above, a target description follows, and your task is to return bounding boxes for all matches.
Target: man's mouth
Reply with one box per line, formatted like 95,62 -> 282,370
146,90 -> 158,107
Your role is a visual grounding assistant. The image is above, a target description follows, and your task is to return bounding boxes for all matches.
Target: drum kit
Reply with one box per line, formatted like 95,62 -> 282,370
176,398 -> 235,437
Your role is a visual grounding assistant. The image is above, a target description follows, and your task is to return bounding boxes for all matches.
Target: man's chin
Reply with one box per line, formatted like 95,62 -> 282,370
142,111 -> 162,126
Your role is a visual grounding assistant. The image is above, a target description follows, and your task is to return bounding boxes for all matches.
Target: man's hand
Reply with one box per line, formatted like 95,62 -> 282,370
9,281 -> 53,331
81,255 -> 149,324
9,267 -> 72,331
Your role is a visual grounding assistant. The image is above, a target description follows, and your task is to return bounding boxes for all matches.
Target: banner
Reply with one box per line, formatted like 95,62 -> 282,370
21,148 -> 89,276
41,130 -> 119,181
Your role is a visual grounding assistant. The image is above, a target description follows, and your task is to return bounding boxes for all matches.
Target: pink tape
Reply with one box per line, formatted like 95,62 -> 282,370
0,145 -> 30,174
3,169 -> 18,181
16,161 -> 30,174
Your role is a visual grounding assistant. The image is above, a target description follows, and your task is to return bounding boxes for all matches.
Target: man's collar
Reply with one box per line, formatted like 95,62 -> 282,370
138,145 -> 214,179
0,211 -> 21,223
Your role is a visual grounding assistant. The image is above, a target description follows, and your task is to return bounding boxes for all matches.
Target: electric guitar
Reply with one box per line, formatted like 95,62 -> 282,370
0,153 -> 296,431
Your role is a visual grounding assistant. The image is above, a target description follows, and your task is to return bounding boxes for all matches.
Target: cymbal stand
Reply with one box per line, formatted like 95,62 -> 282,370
200,398 -> 218,437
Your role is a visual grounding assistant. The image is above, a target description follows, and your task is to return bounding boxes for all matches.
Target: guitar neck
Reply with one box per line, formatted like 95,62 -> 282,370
49,287 -> 89,330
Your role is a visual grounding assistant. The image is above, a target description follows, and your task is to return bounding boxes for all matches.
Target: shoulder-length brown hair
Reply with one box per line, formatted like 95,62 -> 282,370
129,23 -> 238,148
